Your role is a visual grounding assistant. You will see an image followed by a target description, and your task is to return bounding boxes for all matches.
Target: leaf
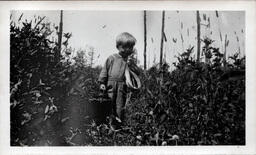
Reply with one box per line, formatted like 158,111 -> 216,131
64,33 -> 72,39
215,11 -> 219,18
163,32 -> 167,42
172,135 -> 179,140
34,100 -> 43,104
161,141 -> 167,146
160,113 -> 167,123
61,117 -> 70,123
48,97 -> 54,103
214,133 -> 222,137
45,105 -> 49,114
136,135 -> 142,141
10,79 -> 22,95
226,40 -> 229,46
39,79 -> 45,86
197,140 -> 203,145
21,112 -> 32,125
10,100 -> 20,108
18,13 -> 23,21
172,38 -> 177,43
219,31 -> 223,42
45,87 -> 52,90
49,104 -> 58,113
154,132 -> 159,145
180,33 -> 184,43
35,92 -> 41,98
189,103 -> 193,108
149,111 -> 153,115
211,140 -> 218,145
147,89 -> 154,98
115,117 -> 122,123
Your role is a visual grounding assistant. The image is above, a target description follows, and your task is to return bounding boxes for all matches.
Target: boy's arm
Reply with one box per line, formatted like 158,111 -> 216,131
98,56 -> 112,85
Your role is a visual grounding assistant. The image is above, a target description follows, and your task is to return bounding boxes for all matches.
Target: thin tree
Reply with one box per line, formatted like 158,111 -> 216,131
160,10 -> 165,67
57,10 -> 63,62
89,47 -> 95,68
196,10 -> 201,62
144,10 -> 147,70
224,34 -> 228,67
88,46 -> 95,79
159,10 -> 165,97
56,10 -> 63,143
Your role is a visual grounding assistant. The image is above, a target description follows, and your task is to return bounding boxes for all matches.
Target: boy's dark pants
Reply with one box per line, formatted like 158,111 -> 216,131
107,80 -> 127,123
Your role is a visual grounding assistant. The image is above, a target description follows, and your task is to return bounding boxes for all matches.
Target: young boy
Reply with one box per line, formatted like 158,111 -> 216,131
98,32 -> 137,127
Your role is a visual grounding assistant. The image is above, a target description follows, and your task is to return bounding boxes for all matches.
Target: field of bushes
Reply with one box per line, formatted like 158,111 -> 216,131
10,16 -> 245,146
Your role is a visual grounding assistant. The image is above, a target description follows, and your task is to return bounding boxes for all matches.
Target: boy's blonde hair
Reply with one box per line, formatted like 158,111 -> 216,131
116,32 -> 137,48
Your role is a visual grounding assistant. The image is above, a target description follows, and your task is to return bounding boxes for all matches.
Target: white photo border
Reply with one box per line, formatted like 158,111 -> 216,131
0,1 -> 255,155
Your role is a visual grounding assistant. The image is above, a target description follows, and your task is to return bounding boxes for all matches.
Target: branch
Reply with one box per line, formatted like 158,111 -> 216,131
34,16 -> 46,30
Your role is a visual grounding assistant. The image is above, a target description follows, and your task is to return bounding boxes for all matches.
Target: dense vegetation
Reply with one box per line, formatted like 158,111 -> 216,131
10,17 -> 245,146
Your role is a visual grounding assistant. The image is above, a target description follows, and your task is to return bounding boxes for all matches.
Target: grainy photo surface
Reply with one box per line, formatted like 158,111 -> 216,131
10,10 -> 245,146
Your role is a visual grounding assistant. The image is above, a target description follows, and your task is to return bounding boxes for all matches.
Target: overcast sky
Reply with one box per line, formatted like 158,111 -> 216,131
11,11 -> 245,69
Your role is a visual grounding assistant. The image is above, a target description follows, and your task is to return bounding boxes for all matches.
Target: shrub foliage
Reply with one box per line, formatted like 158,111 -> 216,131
10,17 -> 245,146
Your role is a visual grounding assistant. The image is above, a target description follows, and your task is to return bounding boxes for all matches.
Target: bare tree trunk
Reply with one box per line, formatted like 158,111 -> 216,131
196,11 -> 201,62
224,34 -> 227,67
159,10 -> 165,97
160,10 -> 165,66
144,10 -> 147,70
57,10 -> 63,62
89,47 -> 95,78
56,10 -> 63,145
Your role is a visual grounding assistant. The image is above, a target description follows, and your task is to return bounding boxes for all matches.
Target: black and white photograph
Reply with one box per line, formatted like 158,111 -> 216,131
10,10 -> 246,146
1,1 -> 256,154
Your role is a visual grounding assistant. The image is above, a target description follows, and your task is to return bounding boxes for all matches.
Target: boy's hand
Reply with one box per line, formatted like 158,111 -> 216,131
100,84 -> 106,91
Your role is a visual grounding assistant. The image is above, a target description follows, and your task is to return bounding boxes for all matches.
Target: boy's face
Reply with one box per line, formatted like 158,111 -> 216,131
118,44 -> 134,58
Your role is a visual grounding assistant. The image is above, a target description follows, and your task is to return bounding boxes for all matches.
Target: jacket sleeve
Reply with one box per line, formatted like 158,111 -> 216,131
98,56 -> 112,85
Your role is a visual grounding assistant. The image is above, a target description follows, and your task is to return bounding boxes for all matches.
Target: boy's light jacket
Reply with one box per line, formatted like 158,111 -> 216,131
98,53 -> 127,85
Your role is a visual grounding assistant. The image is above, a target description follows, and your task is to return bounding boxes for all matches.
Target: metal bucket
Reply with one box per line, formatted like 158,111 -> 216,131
88,94 -> 112,124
